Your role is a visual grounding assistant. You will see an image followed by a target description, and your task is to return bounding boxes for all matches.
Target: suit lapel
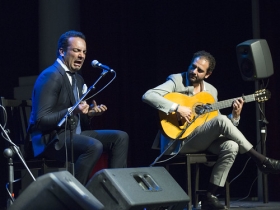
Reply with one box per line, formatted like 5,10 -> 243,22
76,74 -> 83,98
63,74 -> 76,105
183,72 -> 194,95
55,62 -> 76,105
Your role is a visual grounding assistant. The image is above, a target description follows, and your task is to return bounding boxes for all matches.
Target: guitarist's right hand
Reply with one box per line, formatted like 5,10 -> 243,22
176,106 -> 192,123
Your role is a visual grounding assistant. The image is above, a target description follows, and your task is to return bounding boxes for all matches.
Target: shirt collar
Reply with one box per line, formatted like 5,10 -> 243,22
201,80 -> 207,91
57,58 -> 70,72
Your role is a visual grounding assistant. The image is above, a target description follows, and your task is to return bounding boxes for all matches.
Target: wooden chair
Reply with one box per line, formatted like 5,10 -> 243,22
0,97 -> 65,177
164,153 -> 230,210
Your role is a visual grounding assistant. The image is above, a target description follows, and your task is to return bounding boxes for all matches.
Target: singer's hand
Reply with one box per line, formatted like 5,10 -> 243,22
73,101 -> 89,115
88,100 -> 107,117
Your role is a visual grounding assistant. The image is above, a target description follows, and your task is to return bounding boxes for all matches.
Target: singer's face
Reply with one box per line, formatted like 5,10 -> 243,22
187,56 -> 211,85
61,37 -> 87,72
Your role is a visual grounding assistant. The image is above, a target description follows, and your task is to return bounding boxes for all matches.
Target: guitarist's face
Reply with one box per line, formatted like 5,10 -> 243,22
188,56 -> 211,85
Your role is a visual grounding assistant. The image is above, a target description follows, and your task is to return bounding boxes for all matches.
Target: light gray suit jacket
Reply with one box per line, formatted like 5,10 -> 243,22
142,72 -> 235,154
143,72 -> 218,114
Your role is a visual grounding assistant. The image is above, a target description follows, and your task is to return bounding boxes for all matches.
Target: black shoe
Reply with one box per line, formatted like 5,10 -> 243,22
201,193 -> 228,210
258,157 -> 280,174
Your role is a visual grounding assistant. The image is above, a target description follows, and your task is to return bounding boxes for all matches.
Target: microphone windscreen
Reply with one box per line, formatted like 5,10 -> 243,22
91,60 -> 99,66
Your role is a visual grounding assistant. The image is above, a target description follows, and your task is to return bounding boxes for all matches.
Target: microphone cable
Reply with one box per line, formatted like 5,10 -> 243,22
84,70 -> 116,101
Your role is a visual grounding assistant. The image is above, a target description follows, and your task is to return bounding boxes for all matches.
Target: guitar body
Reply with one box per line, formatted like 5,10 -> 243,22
159,92 -> 218,140
159,89 -> 270,140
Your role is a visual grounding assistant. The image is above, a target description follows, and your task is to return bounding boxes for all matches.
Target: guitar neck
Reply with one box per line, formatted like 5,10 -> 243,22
210,94 -> 256,111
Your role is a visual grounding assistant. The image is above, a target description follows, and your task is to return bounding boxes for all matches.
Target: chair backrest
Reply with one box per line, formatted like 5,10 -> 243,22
0,97 -> 32,158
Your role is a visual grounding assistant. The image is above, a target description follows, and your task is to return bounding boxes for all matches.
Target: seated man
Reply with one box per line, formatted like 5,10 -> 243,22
28,30 -> 129,185
142,50 -> 280,210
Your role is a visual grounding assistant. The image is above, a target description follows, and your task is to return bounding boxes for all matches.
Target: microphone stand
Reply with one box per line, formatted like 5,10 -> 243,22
1,124 -> 36,207
57,69 -> 111,176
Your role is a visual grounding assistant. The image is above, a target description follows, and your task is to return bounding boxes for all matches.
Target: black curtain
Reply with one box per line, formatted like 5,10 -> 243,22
1,1 -> 280,206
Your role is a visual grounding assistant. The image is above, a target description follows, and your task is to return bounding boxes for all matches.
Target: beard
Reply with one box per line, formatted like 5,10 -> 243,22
188,72 -> 204,85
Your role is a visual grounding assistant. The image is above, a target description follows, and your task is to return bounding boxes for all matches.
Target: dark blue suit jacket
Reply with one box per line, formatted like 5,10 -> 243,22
28,60 -> 84,156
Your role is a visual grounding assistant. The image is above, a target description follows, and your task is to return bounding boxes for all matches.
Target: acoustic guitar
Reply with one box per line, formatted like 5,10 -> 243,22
159,89 -> 271,140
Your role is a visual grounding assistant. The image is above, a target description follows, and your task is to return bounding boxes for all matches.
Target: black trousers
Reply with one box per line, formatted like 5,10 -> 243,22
43,129 -> 129,185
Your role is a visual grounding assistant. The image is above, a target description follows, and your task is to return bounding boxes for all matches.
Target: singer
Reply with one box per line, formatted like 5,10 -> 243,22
28,30 -> 129,185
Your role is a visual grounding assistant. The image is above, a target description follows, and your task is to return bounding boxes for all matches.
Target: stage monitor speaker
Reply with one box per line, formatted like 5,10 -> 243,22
8,171 -> 104,210
236,39 -> 274,81
86,166 -> 190,210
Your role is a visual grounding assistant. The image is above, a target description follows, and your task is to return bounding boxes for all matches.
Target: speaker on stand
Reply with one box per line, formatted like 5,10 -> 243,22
86,166 -> 190,210
236,39 -> 274,81
236,39 -> 274,203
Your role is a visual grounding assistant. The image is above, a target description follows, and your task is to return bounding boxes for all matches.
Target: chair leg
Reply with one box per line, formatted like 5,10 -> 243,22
194,163 -> 200,208
225,180 -> 230,208
186,156 -> 192,210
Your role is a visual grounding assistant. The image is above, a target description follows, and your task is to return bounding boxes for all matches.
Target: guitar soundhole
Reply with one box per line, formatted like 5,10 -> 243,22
195,105 -> 204,115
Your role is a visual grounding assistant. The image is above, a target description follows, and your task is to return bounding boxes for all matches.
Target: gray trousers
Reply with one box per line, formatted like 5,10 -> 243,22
179,115 -> 253,187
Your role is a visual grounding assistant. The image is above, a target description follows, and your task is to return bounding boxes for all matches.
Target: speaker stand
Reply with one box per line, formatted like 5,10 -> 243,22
259,83 -> 269,203
260,117 -> 268,203
256,81 -> 269,203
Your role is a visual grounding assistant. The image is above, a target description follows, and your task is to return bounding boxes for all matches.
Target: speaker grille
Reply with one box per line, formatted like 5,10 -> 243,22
86,167 -> 190,210
236,39 -> 274,81
240,58 -> 255,79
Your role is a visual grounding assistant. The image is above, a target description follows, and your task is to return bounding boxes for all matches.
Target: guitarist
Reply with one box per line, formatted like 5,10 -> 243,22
142,50 -> 280,210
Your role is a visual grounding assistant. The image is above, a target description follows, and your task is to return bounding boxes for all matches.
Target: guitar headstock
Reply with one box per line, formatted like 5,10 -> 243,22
254,89 -> 271,102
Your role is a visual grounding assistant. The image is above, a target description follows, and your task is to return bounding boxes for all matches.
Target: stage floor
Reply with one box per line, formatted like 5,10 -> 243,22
194,201 -> 280,210
2,201 -> 280,210
229,201 -> 280,210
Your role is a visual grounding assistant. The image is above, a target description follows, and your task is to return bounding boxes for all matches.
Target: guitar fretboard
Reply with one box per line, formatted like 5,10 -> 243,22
208,94 -> 256,111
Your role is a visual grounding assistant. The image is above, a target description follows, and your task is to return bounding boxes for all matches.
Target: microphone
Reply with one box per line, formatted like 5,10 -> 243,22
91,60 -> 115,73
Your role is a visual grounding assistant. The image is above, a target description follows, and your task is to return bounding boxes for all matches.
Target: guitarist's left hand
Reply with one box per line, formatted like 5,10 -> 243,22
232,98 -> 244,120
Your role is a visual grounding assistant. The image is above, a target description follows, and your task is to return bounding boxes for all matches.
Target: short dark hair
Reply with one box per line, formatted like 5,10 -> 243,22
191,50 -> 216,73
57,30 -> 86,57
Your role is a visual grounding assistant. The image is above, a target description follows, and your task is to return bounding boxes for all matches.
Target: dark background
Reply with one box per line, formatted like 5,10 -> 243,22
1,0 -> 280,208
